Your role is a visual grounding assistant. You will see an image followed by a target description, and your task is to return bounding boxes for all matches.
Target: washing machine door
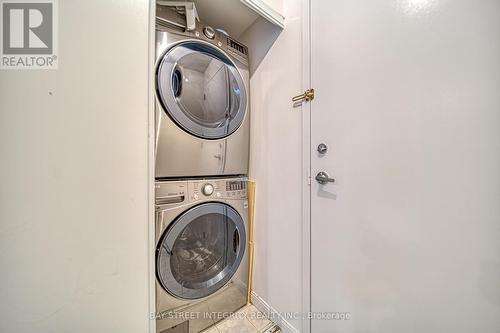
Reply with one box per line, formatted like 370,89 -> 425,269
156,41 -> 247,139
156,202 -> 246,300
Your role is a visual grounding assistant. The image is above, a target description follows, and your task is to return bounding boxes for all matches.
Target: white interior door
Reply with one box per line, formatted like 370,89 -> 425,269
309,1 -> 500,332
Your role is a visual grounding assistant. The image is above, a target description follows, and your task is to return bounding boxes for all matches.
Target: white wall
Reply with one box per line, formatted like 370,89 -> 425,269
0,1 -> 151,332
240,0 -> 304,331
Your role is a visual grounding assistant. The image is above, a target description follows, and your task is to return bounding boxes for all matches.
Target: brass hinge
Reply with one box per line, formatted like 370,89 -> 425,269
292,88 -> 315,102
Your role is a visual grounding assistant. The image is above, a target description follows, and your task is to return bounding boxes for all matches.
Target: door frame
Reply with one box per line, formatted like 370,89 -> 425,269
301,0 -> 312,332
148,1 -> 156,333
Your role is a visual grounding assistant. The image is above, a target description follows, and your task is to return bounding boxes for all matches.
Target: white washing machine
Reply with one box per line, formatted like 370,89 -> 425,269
155,6 -> 250,179
154,177 -> 249,333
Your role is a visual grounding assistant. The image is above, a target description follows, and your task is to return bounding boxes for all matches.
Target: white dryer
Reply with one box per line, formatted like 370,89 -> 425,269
154,177 -> 249,333
155,6 -> 250,179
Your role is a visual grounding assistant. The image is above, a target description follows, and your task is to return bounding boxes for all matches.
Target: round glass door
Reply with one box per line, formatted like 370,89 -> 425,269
156,41 -> 247,139
156,202 -> 246,299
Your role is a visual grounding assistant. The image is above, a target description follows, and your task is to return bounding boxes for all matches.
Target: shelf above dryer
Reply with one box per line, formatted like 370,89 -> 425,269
240,0 -> 285,29
159,0 -> 284,39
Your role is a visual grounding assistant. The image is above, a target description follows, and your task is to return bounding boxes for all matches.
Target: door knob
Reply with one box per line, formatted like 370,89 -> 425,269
315,171 -> 335,184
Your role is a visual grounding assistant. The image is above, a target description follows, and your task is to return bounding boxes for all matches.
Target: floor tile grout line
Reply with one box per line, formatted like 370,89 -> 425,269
244,316 -> 260,333
240,306 -> 260,332
206,304 -> 276,333
259,319 -> 277,333
244,305 -> 274,333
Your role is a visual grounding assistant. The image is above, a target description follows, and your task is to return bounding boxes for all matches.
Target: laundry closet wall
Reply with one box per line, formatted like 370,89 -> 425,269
0,1 -> 151,332
239,0 -> 304,331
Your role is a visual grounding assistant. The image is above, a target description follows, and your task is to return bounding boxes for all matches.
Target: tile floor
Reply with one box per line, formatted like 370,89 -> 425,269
202,304 -> 281,333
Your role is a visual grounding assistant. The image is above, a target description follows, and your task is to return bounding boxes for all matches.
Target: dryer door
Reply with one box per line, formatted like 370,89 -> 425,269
156,202 -> 246,300
156,41 -> 247,139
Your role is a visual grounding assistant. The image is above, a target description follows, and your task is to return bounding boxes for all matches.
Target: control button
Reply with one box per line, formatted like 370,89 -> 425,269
202,183 -> 214,196
203,26 -> 216,39
216,192 -> 221,198
193,194 -> 199,200
195,31 -> 200,37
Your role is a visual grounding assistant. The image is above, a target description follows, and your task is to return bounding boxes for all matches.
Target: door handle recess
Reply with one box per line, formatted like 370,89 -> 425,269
315,171 -> 335,184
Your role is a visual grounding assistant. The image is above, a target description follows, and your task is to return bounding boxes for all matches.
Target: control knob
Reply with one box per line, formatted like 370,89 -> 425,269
202,183 -> 214,196
203,26 -> 216,39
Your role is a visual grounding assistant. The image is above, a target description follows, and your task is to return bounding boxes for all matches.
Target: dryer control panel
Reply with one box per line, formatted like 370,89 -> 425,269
156,6 -> 249,67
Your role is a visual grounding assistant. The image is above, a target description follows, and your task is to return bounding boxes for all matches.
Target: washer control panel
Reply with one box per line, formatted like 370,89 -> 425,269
155,178 -> 247,204
189,178 -> 247,202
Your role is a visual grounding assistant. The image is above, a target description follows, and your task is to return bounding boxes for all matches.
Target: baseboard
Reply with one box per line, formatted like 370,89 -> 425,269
250,291 -> 300,333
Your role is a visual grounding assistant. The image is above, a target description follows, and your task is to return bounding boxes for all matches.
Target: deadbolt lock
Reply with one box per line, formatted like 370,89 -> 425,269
317,143 -> 328,154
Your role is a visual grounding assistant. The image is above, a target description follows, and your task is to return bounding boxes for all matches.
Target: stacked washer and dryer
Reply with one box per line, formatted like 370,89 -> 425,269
154,5 -> 251,333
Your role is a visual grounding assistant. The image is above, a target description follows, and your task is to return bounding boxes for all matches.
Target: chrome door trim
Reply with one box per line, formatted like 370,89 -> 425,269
156,40 -> 248,140
156,202 -> 246,300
